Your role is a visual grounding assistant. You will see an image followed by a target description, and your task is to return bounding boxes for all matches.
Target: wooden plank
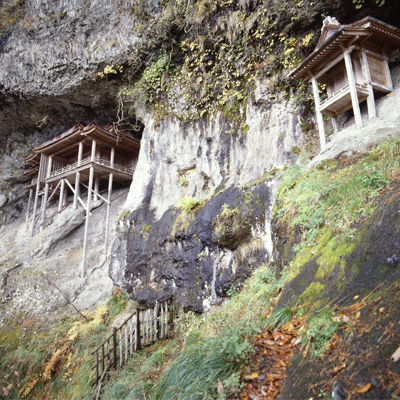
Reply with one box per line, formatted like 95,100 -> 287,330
344,49 -> 362,129
311,75 -> 327,151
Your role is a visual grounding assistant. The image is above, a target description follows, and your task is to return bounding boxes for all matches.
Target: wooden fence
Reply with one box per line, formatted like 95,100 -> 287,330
91,297 -> 173,388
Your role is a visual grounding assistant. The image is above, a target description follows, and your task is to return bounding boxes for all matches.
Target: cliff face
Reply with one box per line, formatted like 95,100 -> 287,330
2,0 -> 400,319
109,81 -> 304,311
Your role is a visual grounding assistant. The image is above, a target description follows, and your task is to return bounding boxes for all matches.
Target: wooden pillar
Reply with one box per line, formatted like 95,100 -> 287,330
58,179 -> 65,212
26,189 -> 33,223
94,176 -> 100,202
104,147 -> 115,255
344,49 -> 363,129
73,142 -> 84,209
81,140 -> 96,278
93,148 -> 101,202
360,48 -> 376,119
311,75 -> 326,151
40,155 -> 52,230
63,185 -> 68,205
31,179 -> 41,237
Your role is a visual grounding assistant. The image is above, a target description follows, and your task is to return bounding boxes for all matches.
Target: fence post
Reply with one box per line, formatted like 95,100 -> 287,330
136,308 -> 142,350
169,296 -> 174,334
113,327 -> 117,370
155,301 -> 159,340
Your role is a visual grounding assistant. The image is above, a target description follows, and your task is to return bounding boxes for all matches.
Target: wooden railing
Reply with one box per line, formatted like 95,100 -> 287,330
91,297 -> 173,388
48,157 -> 133,179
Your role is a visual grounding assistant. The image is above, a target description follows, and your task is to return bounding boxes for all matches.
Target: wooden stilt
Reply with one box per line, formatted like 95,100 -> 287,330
73,142 -> 84,210
344,49 -> 363,129
94,176 -> 100,202
81,140 -> 96,278
63,185 -> 68,206
360,48 -> 376,119
26,189 -> 33,223
311,75 -> 327,151
58,179 -> 65,212
40,156 -> 53,231
30,180 -> 40,237
81,166 -> 94,278
73,172 -> 80,209
104,147 -> 115,256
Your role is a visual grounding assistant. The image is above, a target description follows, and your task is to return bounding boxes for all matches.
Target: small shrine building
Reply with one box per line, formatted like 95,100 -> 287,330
289,16 -> 400,150
24,122 -> 140,277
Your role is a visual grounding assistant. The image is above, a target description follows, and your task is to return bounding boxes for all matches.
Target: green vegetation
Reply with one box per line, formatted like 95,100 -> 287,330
274,136 -> 400,285
141,224 -> 152,239
179,176 -> 189,187
0,290 -> 130,399
173,195 -> 204,234
0,0 -> 25,39
102,263 -> 291,399
120,0 -> 326,124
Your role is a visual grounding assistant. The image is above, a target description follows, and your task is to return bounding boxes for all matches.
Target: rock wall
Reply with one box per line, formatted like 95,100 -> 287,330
109,81 -> 305,311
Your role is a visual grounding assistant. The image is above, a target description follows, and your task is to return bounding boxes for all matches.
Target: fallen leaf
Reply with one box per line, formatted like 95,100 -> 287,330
251,373 -> 259,378
357,383 -> 371,393
6,384 -> 12,390
391,345 -> 400,362
3,389 -> 9,396
14,371 -> 19,376
353,295 -> 359,300
387,93 -> 394,96
4,374 -> 9,379
355,311 -> 361,319
282,322 -> 294,332
217,379 -> 225,395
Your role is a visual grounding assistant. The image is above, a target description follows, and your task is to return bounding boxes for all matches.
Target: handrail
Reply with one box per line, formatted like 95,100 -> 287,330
91,296 -> 174,389
48,157 -> 133,179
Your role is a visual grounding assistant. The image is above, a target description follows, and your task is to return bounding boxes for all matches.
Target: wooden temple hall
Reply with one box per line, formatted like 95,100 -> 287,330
24,122 -> 141,277
289,16 -> 400,150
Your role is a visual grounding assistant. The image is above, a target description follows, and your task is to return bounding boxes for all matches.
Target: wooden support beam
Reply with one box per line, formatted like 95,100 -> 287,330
26,189 -> 33,223
40,156 -> 53,231
80,182 -> 110,204
63,184 -> 68,206
91,139 -> 97,162
64,179 -> 88,211
46,180 -> 61,206
31,179 -> 41,237
58,179 -> 65,212
311,75 -> 327,151
82,165 -> 94,278
344,49 -> 363,129
78,141 -> 84,165
74,141 -> 84,210
94,176 -> 100,202
360,48 -> 376,119
73,172 -> 80,209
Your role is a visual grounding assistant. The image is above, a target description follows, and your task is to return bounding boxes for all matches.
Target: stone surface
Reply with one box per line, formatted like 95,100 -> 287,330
0,188 -> 128,327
